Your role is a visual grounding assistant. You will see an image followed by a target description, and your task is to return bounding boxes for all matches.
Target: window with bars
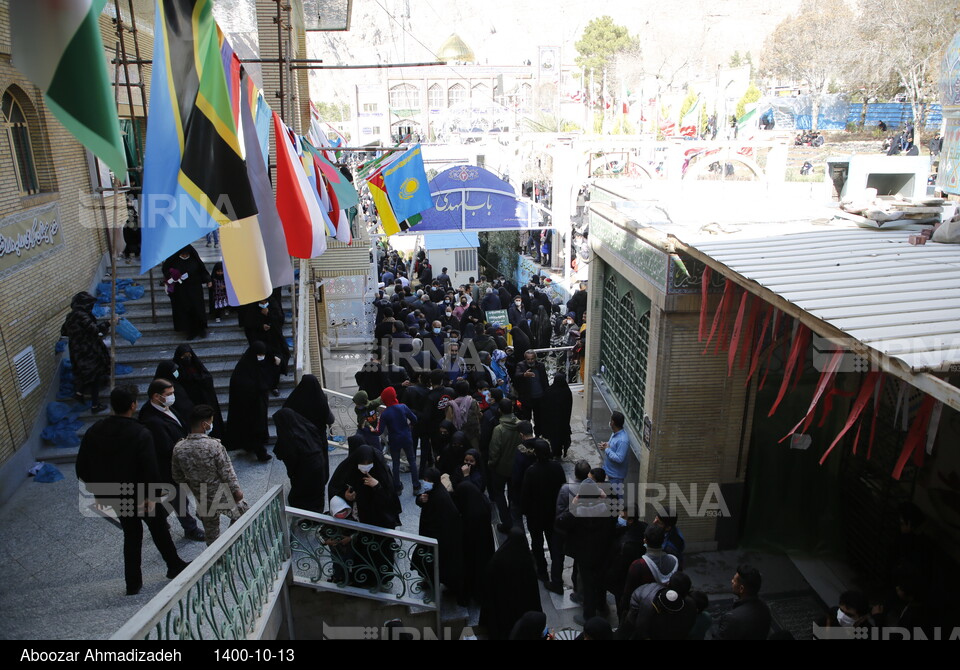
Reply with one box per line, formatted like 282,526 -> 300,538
428,85 -> 443,109
2,89 -> 40,195
448,84 -> 466,107
599,270 -> 650,430
454,249 -> 476,273
388,84 -> 419,110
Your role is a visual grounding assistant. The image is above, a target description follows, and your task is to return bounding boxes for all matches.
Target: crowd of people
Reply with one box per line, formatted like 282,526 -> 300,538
71,238 -> 889,639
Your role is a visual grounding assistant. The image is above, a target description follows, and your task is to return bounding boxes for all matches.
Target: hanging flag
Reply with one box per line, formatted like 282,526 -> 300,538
382,144 -> 434,222
303,142 -> 360,210
368,171 -> 402,237
10,0 -> 127,175
680,95 -> 702,137
235,65 -> 292,291
737,103 -> 759,133
273,111 -> 328,258
140,0 -> 266,310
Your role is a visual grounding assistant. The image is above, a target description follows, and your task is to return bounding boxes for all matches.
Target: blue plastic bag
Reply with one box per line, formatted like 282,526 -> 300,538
55,339 -> 67,354
32,463 -> 64,483
115,363 -> 132,376
124,284 -> 145,300
47,402 -> 74,424
115,318 -> 141,345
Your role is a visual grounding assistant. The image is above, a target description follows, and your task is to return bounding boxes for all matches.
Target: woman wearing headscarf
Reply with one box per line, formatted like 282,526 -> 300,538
173,343 -> 224,439
161,245 -> 211,339
413,468 -> 465,603
153,360 -> 196,422
377,386 -> 419,494
458,301 -> 484,334
327,444 -> 402,590
241,288 -> 290,386
452,448 -> 485,492
437,430 -> 468,480
490,349 -> 512,396
61,292 -> 110,413
541,373 -> 573,459
284,374 -> 334,447
452,478 -> 494,604
273,408 -> 329,513
208,261 -> 228,323
480,527 -> 543,640
225,341 -> 276,461
445,381 -> 480,451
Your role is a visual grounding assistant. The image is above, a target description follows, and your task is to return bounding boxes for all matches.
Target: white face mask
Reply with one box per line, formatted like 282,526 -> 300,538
358,463 -> 374,474
204,422 -> 213,435
256,355 -> 266,362
445,312 -> 452,317
172,369 -> 179,379
836,609 -> 856,627
163,393 -> 176,407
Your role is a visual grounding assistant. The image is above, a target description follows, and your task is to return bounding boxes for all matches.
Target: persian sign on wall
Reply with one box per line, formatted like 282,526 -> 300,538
0,202 -> 65,280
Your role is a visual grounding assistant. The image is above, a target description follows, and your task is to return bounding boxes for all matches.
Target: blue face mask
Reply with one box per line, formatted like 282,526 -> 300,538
420,481 -> 434,493
433,327 -> 441,334
617,516 -> 627,527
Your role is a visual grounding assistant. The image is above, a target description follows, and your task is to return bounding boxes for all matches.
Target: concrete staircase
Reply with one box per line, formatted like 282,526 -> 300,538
38,246 -> 296,464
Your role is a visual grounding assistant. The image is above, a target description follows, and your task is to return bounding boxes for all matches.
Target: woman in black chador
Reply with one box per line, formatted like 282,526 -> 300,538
283,374 -> 334,450
413,468 -> 465,603
225,341 -> 276,462
242,288 -> 290,380
541,373 -> 573,459
61,292 -> 110,413
161,245 -> 211,340
272,408 -> 329,513
453,478 -> 494,604
172,343 -> 225,440
480,526 -> 543,640
327,444 -> 402,590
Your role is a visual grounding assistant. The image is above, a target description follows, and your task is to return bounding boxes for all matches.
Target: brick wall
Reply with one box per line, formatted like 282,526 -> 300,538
0,2 -> 157,466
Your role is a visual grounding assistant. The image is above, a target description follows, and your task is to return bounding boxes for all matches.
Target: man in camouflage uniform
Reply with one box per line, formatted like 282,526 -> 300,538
171,405 -> 246,545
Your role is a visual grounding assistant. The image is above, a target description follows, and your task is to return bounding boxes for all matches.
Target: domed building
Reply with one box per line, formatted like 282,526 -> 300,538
437,34 -> 476,65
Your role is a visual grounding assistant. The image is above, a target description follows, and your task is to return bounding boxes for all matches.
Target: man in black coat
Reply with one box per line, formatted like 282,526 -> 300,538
77,386 -> 189,595
139,378 -> 205,542
513,350 -> 548,428
522,439 -> 566,594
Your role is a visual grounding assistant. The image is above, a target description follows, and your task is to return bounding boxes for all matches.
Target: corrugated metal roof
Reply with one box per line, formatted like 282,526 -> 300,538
690,228 -> 960,373
422,232 -> 479,250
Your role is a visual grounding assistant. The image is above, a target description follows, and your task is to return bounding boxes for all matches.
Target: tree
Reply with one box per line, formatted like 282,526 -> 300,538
729,51 -> 742,68
736,82 -> 761,120
855,0 -> 959,129
314,101 -> 350,122
575,16 -> 641,115
760,0 -> 853,131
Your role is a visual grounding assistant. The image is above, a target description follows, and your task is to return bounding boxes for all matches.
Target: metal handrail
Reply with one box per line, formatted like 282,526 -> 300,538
286,506 -> 441,633
111,485 -> 290,640
295,258 -> 311,382
525,345 -> 582,385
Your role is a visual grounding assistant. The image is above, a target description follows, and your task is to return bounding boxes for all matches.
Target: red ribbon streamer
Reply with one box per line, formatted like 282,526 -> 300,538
703,279 -> 734,354
728,292 -> 751,376
715,284 -> 739,354
768,324 -> 810,417
780,349 -> 843,443
739,298 -> 760,371
819,372 -> 881,466
893,395 -> 936,480
698,266 -> 712,343
745,304 -> 772,386
866,374 -> 886,460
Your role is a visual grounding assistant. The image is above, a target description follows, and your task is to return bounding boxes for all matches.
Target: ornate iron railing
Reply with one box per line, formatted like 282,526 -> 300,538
527,345 -> 582,386
286,506 -> 441,632
323,388 -> 361,445
111,486 -> 291,641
